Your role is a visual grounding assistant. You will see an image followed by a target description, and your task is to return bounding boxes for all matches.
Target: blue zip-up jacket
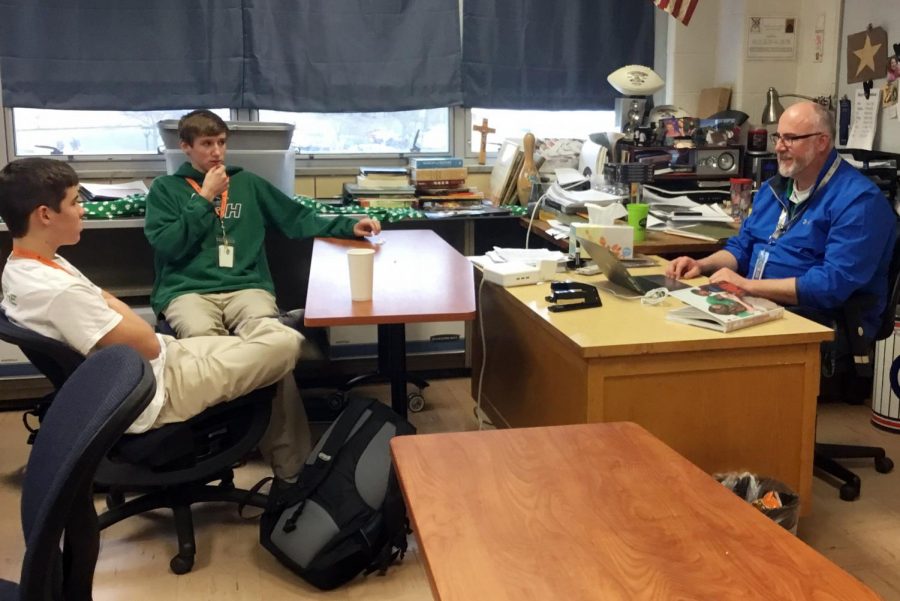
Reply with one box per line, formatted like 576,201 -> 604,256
723,149 -> 895,335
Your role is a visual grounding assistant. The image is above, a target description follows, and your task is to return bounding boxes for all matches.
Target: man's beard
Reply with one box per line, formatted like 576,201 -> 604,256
777,146 -> 814,179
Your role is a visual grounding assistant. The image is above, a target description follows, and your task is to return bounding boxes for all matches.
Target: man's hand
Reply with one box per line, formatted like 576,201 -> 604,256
708,267 -> 750,290
666,256 -> 703,279
199,164 -> 229,203
353,218 -> 381,237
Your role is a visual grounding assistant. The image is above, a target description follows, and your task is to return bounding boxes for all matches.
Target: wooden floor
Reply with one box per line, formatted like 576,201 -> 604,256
2,379 -> 900,599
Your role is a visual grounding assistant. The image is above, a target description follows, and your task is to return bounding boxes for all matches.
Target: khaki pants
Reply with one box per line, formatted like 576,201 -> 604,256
164,289 -> 278,338
152,316 -> 311,480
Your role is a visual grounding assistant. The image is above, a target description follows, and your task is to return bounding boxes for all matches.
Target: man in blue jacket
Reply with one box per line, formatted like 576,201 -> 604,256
667,101 -> 896,338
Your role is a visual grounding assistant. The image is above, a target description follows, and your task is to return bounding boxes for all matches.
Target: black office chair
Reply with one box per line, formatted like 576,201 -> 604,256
813,236 -> 900,501
0,309 -> 272,574
0,346 -> 156,600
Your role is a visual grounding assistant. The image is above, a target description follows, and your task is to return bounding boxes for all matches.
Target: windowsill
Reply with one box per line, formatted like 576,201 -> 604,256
71,160 -> 495,180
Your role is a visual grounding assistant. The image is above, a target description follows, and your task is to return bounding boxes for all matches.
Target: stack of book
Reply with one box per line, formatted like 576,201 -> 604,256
344,166 -> 417,208
409,157 -> 485,211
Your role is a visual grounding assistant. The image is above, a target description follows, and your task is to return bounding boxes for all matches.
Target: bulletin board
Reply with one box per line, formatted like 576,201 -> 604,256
838,1 -> 900,152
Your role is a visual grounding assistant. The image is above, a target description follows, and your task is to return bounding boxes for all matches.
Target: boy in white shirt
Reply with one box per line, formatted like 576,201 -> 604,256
0,158 -> 308,482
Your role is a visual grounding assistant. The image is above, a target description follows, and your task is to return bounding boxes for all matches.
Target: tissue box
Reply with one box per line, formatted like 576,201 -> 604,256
570,223 -> 634,259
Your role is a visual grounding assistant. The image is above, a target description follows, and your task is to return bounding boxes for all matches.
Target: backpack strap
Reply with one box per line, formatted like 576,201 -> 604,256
366,467 -> 410,576
282,397 -> 377,532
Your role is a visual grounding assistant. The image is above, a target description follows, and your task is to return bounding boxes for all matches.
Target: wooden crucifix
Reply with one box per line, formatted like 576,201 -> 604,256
472,118 -> 496,165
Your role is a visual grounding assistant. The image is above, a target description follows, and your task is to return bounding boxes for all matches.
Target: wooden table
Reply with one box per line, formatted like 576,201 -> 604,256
391,422 -> 878,601
472,265 -> 833,515
304,230 -> 476,416
521,216 -> 724,256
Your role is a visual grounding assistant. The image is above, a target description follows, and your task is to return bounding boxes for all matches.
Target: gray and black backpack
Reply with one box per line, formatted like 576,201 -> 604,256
259,397 -> 415,590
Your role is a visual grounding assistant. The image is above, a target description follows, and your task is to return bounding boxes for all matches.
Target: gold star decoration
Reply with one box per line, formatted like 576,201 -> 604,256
846,26 -> 887,84
854,34 -> 881,76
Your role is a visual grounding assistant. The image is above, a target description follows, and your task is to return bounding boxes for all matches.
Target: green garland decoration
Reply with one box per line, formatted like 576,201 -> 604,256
55,193 -> 526,222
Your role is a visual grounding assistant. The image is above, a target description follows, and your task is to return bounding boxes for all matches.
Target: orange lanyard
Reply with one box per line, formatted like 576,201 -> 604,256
185,178 -> 229,218
10,248 -> 74,276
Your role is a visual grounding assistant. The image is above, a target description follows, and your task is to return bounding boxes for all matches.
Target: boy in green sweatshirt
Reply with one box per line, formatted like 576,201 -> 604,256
144,110 -> 381,337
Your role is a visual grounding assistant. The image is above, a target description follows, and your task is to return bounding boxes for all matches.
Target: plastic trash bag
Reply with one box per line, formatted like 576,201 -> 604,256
716,471 -> 800,535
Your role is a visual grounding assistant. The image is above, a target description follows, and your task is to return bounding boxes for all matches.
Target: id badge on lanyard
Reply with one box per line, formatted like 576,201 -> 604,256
218,242 -> 234,268
751,249 -> 769,279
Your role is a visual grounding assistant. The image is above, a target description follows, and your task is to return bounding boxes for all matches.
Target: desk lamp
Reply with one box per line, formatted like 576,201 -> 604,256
761,87 -> 834,124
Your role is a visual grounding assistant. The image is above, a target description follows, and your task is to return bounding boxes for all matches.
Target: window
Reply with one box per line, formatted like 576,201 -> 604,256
258,109 -> 450,155
469,108 -> 616,154
10,108 -> 230,156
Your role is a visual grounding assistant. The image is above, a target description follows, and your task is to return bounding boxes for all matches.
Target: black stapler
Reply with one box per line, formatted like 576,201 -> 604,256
545,281 -> 601,312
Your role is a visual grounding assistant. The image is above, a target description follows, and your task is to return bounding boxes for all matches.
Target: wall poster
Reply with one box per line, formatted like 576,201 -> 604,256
747,17 -> 797,61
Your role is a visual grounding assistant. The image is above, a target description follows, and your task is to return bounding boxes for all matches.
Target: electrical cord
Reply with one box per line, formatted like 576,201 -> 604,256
524,190 -> 550,250
473,276 -> 494,429
525,180 -> 586,249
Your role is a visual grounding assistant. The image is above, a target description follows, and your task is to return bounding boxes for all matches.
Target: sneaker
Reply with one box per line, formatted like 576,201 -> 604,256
278,309 -> 305,330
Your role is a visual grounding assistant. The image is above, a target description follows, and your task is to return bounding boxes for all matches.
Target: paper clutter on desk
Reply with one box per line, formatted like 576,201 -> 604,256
569,222 -> 634,260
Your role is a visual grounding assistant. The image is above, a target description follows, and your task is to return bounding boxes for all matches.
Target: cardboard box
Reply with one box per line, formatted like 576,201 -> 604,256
697,87 -> 732,118
570,223 -> 634,259
0,339 -> 39,377
327,321 -> 466,359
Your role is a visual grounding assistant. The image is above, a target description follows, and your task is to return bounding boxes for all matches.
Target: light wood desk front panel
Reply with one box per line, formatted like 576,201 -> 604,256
474,268 -> 831,515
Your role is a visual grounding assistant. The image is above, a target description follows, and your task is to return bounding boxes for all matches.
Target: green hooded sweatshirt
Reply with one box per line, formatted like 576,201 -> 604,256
144,162 -> 357,314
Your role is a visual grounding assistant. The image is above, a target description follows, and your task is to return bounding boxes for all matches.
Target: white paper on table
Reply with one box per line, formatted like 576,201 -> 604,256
846,88 -> 880,151
545,219 -> 573,238
490,247 -> 567,265
641,187 -> 701,208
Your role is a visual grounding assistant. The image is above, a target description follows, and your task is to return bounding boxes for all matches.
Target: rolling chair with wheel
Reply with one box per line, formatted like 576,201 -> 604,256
0,309 -> 273,574
280,308 -> 429,413
0,346 -> 156,600
813,235 -> 900,501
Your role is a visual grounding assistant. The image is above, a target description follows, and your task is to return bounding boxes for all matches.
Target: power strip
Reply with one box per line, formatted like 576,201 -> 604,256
482,262 -> 541,287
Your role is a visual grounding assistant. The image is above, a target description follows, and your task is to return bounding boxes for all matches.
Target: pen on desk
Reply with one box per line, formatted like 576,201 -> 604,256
673,211 -> 702,216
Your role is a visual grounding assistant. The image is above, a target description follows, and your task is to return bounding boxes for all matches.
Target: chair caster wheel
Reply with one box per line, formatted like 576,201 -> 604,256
875,456 -> 894,473
170,554 -> 194,575
839,482 -> 860,502
327,392 -> 345,411
407,392 -> 425,413
106,492 -> 125,510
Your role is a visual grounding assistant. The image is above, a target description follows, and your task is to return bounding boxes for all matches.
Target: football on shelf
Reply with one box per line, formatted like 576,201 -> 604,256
607,65 -> 664,96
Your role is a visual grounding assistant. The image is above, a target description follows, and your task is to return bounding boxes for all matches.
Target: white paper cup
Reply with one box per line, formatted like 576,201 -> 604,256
347,248 -> 375,301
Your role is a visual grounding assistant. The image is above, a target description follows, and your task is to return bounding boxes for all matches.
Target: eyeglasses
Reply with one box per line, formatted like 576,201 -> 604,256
770,132 -> 823,147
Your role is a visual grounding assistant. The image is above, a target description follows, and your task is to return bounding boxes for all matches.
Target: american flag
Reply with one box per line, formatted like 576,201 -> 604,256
651,0 -> 699,26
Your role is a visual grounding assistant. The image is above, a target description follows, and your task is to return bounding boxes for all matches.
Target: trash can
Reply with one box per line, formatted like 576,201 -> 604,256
716,472 -> 800,534
872,324 -> 900,432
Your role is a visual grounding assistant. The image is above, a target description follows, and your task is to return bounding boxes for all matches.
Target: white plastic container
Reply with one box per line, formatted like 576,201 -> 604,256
157,120 -> 295,151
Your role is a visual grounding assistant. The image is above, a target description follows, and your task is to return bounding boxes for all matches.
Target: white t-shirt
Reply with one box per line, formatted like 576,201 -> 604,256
1,255 -> 167,433
790,184 -> 811,205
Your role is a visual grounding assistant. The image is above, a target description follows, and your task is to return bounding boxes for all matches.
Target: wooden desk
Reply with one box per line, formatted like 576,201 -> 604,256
521,216 -> 723,256
391,423 -> 877,601
472,267 -> 833,515
304,230 -> 476,416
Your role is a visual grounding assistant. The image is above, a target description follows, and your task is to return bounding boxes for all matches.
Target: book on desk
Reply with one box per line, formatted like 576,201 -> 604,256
667,281 -> 784,332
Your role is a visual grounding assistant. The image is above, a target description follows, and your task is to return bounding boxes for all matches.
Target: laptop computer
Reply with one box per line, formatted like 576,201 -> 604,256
578,238 -> 689,295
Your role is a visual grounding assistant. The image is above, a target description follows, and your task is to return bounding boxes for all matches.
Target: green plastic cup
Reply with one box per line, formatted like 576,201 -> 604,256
627,203 -> 650,242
